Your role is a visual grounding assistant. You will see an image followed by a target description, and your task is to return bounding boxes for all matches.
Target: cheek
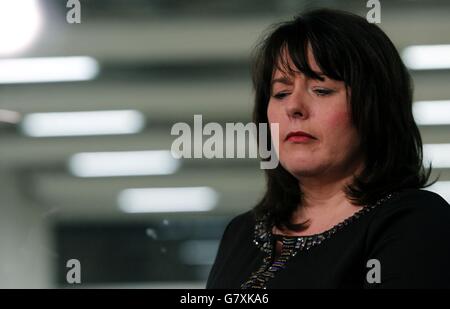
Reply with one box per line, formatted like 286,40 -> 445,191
322,91 -> 353,132
328,110 -> 351,130
322,109 -> 359,150
266,101 -> 278,124
267,102 -> 285,132
267,102 -> 288,155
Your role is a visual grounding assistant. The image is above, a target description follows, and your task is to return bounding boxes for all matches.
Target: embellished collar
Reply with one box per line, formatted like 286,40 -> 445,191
253,192 -> 397,254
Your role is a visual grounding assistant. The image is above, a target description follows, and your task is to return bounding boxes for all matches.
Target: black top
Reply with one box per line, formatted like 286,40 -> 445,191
206,188 -> 450,289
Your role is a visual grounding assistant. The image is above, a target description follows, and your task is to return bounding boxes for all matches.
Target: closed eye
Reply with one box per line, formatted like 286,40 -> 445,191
313,88 -> 335,96
272,92 -> 290,100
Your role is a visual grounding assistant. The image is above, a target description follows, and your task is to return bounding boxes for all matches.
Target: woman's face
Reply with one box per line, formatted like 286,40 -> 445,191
267,48 -> 364,181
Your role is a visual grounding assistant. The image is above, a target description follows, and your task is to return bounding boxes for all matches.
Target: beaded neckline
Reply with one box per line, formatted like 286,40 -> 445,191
253,192 -> 397,253
272,202 -> 380,240
241,191 -> 397,289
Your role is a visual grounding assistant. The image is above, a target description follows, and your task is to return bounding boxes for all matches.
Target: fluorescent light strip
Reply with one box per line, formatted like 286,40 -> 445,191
118,187 -> 218,213
20,110 -> 145,137
69,150 -> 181,177
427,181 -> 450,204
402,45 -> 450,70
413,100 -> 450,125
423,144 -> 450,168
0,56 -> 99,84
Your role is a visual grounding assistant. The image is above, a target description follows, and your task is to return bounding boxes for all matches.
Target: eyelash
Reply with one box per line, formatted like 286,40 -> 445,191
314,88 -> 335,96
272,88 -> 335,99
273,92 -> 289,99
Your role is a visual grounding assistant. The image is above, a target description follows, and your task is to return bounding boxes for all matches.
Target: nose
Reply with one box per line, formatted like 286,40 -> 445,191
285,88 -> 308,120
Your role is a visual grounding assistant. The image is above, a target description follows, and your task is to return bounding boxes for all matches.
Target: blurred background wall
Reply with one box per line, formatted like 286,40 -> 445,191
0,0 -> 449,288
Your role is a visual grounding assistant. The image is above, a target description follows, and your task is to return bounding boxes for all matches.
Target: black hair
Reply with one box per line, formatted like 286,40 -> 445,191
251,8 -> 437,231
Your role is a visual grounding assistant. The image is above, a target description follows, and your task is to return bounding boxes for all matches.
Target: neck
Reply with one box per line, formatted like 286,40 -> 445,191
299,179 -> 349,209
286,176 -> 357,230
294,159 -> 365,220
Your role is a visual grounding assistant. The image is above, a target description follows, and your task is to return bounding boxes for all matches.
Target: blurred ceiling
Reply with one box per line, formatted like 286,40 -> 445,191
1,0 -> 449,221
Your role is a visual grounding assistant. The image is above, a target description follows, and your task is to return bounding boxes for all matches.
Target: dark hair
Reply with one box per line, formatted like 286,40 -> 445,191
251,8 -> 437,231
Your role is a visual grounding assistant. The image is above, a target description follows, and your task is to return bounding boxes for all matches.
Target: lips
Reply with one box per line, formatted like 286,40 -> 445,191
285,131 -> 316,141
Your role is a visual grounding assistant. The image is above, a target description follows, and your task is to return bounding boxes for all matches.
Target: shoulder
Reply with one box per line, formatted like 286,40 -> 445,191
364,188 -> 450,287
222,209 -> 257,238
372,188 -> 450,223
367,188 -> 450,245
213,209 -> 259,254
393,187 -> 449,207
206,210 -> 256,289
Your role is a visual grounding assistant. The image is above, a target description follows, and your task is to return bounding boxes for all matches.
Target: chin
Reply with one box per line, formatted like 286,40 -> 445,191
281,161 -> 321,178
287,168 -> 321,178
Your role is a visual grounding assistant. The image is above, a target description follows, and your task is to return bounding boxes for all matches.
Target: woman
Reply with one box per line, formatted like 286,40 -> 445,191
206,8 -> 450,289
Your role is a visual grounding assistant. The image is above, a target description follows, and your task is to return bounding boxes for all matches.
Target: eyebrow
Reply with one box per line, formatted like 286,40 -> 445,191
271,76 -> 293,87
271,71 -> 326,87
